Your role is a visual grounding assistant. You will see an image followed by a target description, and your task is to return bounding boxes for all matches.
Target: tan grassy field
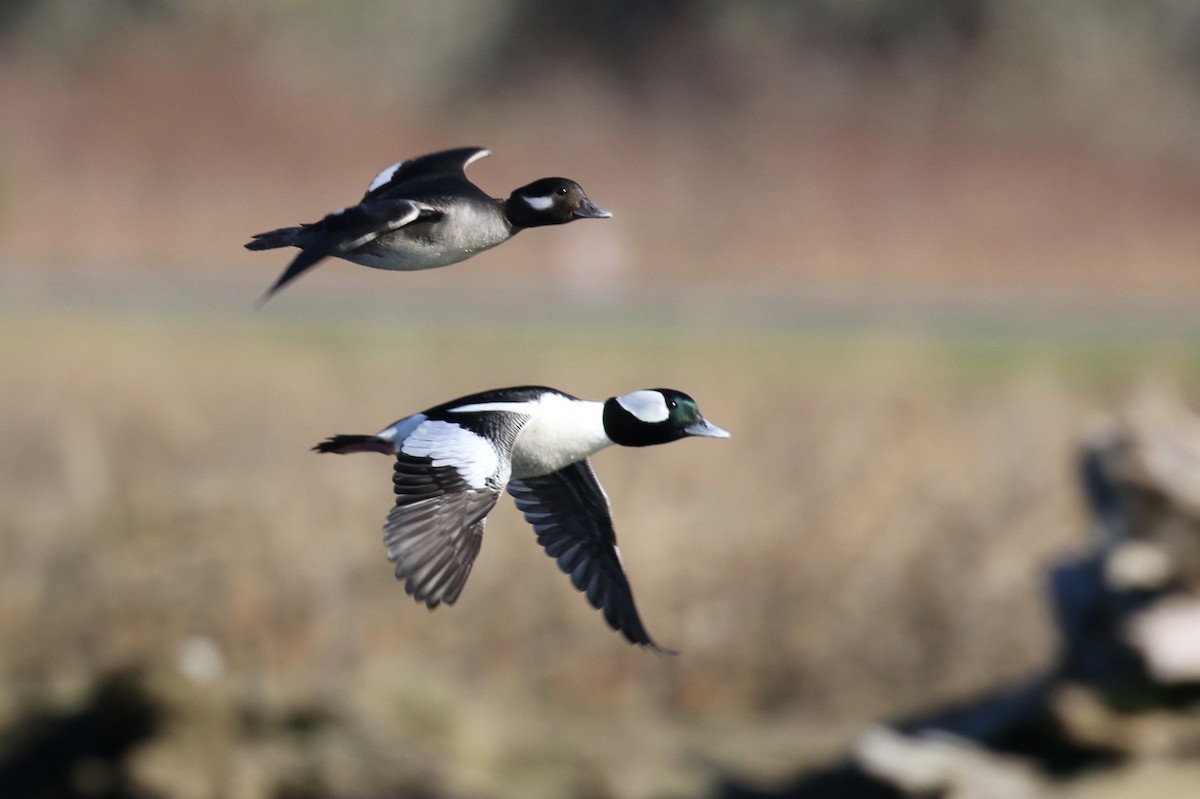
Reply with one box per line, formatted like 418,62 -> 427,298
3,299 -> 1198,797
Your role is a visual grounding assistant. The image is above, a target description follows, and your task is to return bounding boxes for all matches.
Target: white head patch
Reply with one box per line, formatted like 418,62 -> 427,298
367,161 -> 404,193
523,194 -> 555,212
616,390 -> 669,423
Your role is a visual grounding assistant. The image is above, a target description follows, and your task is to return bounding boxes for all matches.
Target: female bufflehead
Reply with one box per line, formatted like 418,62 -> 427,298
246,147 -> 611,303
314,386 -> 729,653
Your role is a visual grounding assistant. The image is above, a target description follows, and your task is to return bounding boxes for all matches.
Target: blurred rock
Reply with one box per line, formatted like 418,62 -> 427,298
1126,597 -> 1200,684
1051,682 -> 1200,759
1105,540 -> 1174,592
855,726 -> 1042,799
714,394 -> 1200,798
1080,396 -> 1200,589
1076,396 -> 1200,696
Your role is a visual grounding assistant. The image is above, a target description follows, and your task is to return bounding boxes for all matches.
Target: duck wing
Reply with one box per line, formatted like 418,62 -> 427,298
382,419 -> 511,608
362,146 -> 491,201
507,460 -> 675,653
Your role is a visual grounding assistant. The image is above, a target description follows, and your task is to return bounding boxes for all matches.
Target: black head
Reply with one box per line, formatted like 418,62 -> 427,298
506,177 -> 613,229
602,389 -> 730,448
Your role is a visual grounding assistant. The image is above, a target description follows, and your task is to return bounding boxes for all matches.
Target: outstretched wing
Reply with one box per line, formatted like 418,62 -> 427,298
362,146 -> 491,201
383,419 -> 510,608
257,199 -> 429,304
385,456 -> 501,608
507,460 -> 675,653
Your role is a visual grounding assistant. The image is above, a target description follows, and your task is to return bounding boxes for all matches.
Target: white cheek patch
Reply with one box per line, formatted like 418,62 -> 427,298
523,194 -> 555,212
367,161 -> 405,193
617,390 -> 669,423
400,420 -> 499,489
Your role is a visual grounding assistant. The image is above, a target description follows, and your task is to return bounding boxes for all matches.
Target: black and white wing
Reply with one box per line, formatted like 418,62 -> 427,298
362,146 -> 491,201
257,199 -> 432,303
507,460 -> 675,653
384,419 -> 510,608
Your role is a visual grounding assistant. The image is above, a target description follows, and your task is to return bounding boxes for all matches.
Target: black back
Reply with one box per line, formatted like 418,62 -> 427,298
423,386 -> 571,447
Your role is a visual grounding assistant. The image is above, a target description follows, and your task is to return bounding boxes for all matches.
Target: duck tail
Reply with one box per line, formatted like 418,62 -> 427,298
245,226 -> 304,251
313,435 -> 393,455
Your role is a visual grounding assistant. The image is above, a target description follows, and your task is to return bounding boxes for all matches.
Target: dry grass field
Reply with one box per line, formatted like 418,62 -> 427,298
3,293 -> 1198,797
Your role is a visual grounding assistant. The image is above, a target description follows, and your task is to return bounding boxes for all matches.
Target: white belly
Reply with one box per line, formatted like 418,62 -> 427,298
340,237 -> 494,272
342,205 -> 513,272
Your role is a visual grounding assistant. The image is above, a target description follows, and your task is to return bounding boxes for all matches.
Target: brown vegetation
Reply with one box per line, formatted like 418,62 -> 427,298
2,306 -> 1194,796
2,3 -> 1200,796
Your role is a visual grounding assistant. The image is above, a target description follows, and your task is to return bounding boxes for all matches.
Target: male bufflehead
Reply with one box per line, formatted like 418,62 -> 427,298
314,386 -> 729,653
246,147 -> 611,303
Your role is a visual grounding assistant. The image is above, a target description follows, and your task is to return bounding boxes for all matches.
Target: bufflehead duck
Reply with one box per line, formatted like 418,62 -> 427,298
314,386 -> 729,653
246,146 -> 612,303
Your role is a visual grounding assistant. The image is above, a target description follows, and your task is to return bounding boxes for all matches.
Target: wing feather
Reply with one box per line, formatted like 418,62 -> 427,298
507,461 -> 675,653
362,147 -> 491,200
257,199 -> 429,303
380,420 -> 508,608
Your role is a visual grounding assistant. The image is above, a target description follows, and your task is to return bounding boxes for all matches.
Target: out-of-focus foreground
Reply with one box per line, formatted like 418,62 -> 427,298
3,2 -> 1200,798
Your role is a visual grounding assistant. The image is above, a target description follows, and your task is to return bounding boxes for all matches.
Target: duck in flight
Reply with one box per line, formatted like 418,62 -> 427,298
246,146 -> 612,303
314,385 -> 730,653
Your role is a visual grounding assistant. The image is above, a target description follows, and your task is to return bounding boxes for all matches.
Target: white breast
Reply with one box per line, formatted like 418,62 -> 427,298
509,396 -> 612,478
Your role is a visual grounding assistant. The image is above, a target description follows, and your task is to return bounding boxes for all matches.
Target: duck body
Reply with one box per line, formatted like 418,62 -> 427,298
246,147 -> 611,302
332,194 -> 513,272
314,385 -> 729,653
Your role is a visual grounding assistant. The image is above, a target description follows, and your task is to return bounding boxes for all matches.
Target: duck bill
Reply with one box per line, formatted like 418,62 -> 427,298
572,198 -> 613,219
685,418 -> 730,439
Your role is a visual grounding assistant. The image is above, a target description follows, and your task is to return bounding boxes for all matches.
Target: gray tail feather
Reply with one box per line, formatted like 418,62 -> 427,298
245,226 -> 304,251
313,435 -> 393,455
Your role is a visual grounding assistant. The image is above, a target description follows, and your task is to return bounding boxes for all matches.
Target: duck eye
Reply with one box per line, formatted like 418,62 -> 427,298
556,186 -> 568,196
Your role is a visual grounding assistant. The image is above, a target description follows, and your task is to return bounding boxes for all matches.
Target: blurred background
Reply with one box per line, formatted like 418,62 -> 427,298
3,1 -> 1200,797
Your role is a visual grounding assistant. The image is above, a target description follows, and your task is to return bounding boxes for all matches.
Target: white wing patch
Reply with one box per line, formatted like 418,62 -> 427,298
616,390 -> 669,423
399,420 -> 499,489
366,161 -> 405,193
464,148 -> 492,168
